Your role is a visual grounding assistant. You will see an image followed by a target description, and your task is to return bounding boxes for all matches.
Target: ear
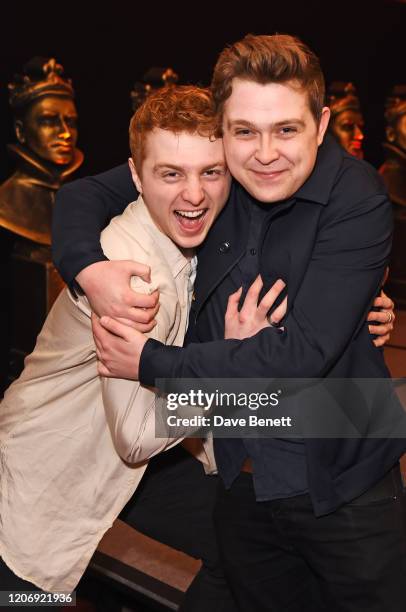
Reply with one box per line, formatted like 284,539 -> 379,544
317,106 -> 331,145
386,126 -> 396,143
128,157 -> 143,194
15,120 -> 25,144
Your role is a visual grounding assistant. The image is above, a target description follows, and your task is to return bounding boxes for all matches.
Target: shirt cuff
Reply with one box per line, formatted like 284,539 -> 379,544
139,339 -> 183,387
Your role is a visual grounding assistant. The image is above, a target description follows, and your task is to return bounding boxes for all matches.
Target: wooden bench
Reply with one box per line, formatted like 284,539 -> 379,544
87,520 -> 200,610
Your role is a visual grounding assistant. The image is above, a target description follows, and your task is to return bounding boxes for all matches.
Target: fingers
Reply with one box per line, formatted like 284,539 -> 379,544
99,316 -> 136,341
115,316 -> 141,328
225,287 -> 243,322
91,313 -> 105,349
110,290 -> 159,323
373,333 -> 390,348
132,321 -> 157,333
124,260 -> 151,283
367,309 -> 395,326
125,306 -> 158,324
123,288 -> 160,310
239,276 -> 263,319
373,294 -> 394,311
368,322 -> 393,336
257,279 -> 286,319
114,316 -> 157,333
269,295 -> 288,325
97,362 -> 115,377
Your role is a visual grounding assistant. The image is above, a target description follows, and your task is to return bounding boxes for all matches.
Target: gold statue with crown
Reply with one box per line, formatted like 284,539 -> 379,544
327,82 -> 365,160
0,57 -> 83,244
0,58 -> 83,388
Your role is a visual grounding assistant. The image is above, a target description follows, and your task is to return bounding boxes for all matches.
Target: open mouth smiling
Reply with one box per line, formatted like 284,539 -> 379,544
174,209 -> 208,230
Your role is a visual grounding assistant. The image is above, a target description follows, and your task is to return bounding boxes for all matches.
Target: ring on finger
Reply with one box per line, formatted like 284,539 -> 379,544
385,311 -> 393,324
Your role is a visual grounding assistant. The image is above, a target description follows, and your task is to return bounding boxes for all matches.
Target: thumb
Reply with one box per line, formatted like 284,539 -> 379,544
124,260 -> 151,283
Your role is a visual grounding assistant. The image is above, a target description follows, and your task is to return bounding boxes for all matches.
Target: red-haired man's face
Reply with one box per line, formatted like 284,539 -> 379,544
129,129 -> 231,255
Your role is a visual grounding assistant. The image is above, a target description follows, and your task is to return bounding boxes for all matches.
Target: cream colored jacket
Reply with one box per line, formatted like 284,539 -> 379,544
0,197 -> 214,593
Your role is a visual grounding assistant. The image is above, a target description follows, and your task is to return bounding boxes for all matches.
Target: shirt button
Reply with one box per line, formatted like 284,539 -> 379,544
250,248 -> 257,256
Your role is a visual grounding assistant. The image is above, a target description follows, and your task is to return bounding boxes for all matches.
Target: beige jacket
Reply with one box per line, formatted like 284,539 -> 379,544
0,197 -> 214,592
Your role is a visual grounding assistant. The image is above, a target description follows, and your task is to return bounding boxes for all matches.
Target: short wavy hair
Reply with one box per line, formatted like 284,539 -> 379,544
211,34 -> 326,124
129,85 -> 220,173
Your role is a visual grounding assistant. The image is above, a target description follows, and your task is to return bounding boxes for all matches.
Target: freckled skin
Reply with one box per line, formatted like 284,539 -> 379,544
130,129 -> 231,255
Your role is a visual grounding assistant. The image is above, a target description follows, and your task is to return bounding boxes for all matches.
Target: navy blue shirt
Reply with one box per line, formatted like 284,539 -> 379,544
209,193 -> 308,501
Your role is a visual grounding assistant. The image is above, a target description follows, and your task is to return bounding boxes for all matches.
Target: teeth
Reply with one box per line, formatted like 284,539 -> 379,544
175,210 -> 205,218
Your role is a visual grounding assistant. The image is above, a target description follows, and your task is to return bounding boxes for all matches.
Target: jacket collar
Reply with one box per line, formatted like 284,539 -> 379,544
294,134 -> 343,206
7,143 -> 84,190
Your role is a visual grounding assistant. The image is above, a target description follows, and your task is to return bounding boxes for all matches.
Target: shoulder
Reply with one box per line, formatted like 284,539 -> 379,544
331,154 -> 388,206
319,154 -> 392,231
101,200 -> 178,295
100,199 -> 152,262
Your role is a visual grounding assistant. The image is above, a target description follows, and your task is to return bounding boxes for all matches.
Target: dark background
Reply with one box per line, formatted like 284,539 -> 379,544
0,0 -> 404,180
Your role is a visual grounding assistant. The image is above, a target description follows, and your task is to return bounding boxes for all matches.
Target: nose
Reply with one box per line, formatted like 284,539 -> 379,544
58,117 -> 73,141
254,134 -> 279,165
182,178 -> 205,206
354,125 -> 364,141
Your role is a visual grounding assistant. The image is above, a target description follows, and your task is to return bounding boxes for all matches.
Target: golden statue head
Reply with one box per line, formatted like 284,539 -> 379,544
328,82 -> 364,160
130,67 -> 179,111
384,85 -> 406,153
9,57 -> 78,167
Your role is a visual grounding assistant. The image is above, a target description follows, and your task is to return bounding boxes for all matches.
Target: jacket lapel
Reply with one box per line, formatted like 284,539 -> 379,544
194,182 -> 249,316
283,201 -> 324,314
260,200 -> 324,320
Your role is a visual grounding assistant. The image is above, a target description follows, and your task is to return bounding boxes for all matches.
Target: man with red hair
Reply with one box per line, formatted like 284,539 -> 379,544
0,86 -> 239,611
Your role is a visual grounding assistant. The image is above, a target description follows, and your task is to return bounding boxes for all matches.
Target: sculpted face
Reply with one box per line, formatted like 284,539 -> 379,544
130,129 -> 231,254
388,114 -> 406,152
222,78 -> 330,203
330,109 -> 364,159
17,96 -> 78,166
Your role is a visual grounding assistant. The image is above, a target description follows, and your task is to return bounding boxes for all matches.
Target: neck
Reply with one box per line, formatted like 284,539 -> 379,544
179,247 -> 195,260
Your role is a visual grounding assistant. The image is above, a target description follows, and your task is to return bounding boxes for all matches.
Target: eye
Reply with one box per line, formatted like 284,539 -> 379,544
66,117 -> 78,129
279,126 -> 297,136
234,128 -> 254,137
339,122 -> 354,133
162,171 -> 181,181
203,168 -> 224,178
38,116 -> 57,127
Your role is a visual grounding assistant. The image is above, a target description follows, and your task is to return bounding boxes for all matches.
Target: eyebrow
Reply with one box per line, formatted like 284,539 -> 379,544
39,111 -> 78,118
227,118 -> 306,130
153,161 -> 226,172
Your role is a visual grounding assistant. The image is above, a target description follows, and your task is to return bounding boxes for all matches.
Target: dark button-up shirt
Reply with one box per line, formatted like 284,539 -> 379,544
206,195 -> 308,500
